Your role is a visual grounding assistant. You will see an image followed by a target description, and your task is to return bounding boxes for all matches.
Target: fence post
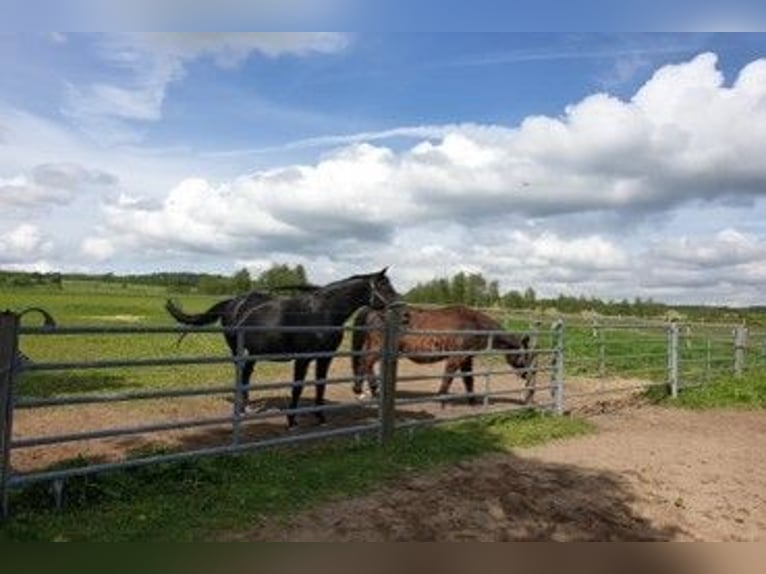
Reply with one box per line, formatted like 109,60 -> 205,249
733,324 -> 748,378
232,327 -> 246,445
1,311 -> 20,519
379,302 -> 405,445
483,333 -> 492,409
551,319 -> 565,415
523,320 -> 541,404
667,321 -> 679,398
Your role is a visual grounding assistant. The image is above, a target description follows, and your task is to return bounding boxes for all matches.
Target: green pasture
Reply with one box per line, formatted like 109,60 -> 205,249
1,283 -> 758,401
502,313 -> 749,388
2,282 -> 288,399
645,371 -> 766,409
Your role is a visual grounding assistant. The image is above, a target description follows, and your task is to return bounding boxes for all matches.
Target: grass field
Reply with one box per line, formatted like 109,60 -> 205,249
645,371 -> 766,410
4,282 -> 280,398
2,282 -> 757,400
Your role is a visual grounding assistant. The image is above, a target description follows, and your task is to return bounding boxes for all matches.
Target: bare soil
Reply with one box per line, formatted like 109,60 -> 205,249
11,358 -> 766,541
225,406 -> 766,541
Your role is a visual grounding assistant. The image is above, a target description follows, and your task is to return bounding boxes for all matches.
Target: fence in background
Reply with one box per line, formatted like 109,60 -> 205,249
0,306 -> 762,517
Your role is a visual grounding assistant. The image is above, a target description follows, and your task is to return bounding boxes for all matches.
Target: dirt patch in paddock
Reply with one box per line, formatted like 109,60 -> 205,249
10,357 -> 541,472
224,406 -> 766,541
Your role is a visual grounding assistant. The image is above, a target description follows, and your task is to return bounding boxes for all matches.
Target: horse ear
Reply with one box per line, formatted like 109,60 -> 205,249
378,266 -> 389,277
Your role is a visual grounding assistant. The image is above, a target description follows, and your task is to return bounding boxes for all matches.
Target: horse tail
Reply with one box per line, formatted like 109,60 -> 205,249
351,306 -> 373,380
165,298 -> 231,326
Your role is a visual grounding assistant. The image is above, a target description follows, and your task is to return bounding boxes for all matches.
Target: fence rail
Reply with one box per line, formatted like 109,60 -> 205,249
0,307 -> 762,518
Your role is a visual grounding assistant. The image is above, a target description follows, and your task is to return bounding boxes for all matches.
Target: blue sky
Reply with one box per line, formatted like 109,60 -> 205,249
3,33 -> 766,305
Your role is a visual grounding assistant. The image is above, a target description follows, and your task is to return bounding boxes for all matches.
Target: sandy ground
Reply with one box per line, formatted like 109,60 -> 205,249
10,358 -> 766,541
224,406 -> 766,541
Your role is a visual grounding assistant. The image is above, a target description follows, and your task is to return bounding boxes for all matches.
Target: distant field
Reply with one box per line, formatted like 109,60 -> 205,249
2,280 -> 213,325
3,282 -> 249,398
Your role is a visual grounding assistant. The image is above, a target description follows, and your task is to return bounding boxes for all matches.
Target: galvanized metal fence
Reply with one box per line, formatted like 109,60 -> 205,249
0,307 -> 761,517
0,306 -> 551,517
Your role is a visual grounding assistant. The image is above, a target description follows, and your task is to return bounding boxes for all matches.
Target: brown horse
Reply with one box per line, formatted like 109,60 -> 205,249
351,304 -> 536,404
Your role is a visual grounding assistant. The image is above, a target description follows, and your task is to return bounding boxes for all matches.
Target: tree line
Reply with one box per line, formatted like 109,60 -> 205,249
0,265 -> 309,295
1,267 -> 762,324
403,272 -> 761,324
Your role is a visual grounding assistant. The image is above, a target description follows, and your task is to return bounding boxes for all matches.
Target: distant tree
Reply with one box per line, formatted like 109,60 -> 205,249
253,263 -> 310,293
502,289 -> 524,309
198,275 -> 231,295
451,272 -> 467,304
523,287 -> 536,306
231,268 -> 252,294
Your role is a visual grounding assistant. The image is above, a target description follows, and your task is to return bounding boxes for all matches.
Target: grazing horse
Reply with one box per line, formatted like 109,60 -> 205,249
166,269 -> 399,427
351,304 -> 536,403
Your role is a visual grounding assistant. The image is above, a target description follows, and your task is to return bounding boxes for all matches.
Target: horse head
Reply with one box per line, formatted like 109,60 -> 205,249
503,333 -> 537,386
367,267 -> 399,310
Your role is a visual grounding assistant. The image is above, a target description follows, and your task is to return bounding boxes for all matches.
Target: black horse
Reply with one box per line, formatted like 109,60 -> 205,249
165,268 -> 398,427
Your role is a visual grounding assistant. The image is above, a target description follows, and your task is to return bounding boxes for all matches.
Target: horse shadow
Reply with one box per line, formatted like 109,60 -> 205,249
8,403 -> 692,542
104,396 -> 438,457
229,423 -> 688,542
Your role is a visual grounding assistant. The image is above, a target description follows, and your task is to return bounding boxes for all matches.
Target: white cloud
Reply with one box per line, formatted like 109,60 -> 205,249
0,162 -> 117,209
653,228 -> 766,268
62,33 -> 350,144
108,53 -> 766,256
7,49 -> 766,306
507,231 -> 628,270
0,224 -> 53,262
80,237 -> 116,261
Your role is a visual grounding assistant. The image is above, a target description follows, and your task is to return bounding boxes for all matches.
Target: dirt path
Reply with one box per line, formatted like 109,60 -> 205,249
224,405 -> 766,541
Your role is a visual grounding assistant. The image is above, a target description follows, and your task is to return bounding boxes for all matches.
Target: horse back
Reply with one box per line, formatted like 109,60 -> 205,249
238,296 -> 344,355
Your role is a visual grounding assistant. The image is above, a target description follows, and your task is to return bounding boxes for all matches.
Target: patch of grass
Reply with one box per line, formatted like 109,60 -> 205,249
0,411 -> 592,541
644,372 -> 766,409
5,284 -> 291,397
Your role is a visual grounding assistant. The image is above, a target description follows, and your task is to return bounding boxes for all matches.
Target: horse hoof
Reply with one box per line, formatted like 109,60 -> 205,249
355,392 -> 368,401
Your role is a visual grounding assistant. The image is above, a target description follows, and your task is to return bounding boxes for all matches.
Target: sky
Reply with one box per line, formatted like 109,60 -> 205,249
2,33 -> 766,306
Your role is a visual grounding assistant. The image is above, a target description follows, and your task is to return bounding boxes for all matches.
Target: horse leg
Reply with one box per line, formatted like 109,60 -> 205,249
365,353 -> 381,398
523,363 -> 537,405
287,359 -> 311,428
437,359 -> 461,406
460,356 -> 477,405
353,350 -> 380,399
239,359 -> 255,413
314,357 -> 332,425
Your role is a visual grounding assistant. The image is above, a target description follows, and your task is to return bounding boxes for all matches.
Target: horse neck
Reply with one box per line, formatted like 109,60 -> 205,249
319,279 -> 371,323
492,332 -> 522,350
